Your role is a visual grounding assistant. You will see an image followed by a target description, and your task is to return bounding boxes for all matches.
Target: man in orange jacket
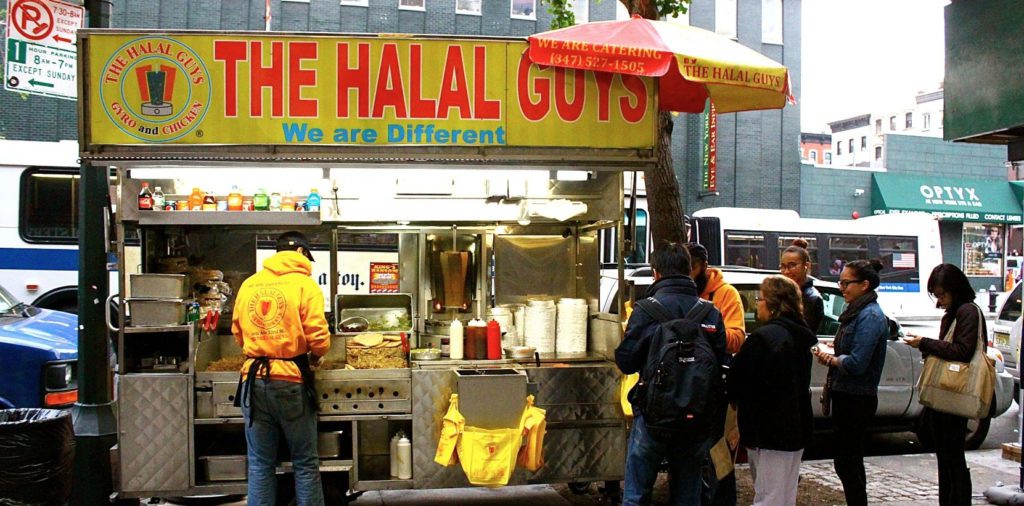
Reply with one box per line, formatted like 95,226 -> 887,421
687,242 -> 745,506
233,231 -> 330,506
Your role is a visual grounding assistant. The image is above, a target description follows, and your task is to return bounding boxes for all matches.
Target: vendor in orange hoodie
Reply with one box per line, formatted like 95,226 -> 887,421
232,231 -> 331,506
686,242 -> 746,506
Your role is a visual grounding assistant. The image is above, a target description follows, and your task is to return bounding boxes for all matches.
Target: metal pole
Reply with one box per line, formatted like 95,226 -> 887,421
71,3 -> 117,505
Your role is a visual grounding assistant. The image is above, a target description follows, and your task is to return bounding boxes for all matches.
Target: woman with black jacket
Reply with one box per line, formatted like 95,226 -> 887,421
904,264 -> 986,506
780,238 -> 825,334
728,275 -> 818,505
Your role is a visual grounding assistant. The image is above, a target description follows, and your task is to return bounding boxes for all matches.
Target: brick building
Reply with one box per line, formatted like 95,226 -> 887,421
800,132 -> 831,165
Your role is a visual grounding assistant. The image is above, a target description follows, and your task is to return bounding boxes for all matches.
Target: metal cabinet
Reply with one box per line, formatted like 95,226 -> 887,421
118,374 -> 193,493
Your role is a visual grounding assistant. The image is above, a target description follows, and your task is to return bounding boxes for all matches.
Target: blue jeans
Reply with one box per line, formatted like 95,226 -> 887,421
624,415 -> 708,506
241,379 -> 324,506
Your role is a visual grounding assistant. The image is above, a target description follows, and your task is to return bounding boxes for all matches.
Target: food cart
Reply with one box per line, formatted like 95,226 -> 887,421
78,29 -> 657,501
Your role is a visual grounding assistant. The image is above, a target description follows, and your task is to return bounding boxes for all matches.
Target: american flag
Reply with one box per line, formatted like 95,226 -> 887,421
892,252 -> 916,268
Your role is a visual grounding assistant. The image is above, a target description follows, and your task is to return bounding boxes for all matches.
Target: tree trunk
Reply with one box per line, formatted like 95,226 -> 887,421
644,110 -> 687,246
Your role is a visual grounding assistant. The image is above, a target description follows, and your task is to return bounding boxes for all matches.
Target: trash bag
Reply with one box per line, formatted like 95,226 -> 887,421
0,409 -> 75,506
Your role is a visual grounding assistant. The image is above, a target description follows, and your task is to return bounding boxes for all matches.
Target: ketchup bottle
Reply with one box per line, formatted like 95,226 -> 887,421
486,320 -> 501,360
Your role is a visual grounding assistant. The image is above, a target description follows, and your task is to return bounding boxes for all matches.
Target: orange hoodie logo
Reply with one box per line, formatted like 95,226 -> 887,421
247,288 -> 287,330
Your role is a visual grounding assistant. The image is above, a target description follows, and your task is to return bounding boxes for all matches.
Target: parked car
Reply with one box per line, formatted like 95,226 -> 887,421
600,265 -> 1015,450
990,281 -> 1022,390
0,283 -> 78,408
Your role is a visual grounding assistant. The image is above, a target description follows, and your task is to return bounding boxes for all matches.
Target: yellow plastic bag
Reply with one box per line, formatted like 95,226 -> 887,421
434,393 -> 465,467
517,395 -> 547,471
620,373 -> 639,417
457,424 -> 523,487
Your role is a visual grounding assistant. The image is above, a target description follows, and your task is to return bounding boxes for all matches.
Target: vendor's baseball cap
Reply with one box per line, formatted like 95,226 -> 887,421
276,231 -> 315,262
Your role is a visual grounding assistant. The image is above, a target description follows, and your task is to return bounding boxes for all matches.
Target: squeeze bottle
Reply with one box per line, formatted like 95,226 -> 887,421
389,431 -> 401,477
449,319 -> 464,360
486,319 -> 501,360
397,436 -> 412,479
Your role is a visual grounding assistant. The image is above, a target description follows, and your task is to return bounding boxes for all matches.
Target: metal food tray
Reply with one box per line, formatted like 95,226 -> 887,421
200,455 -> 247,482
129,273 -> 189,299
334,294 -> 413,335
126,298 -> 187,327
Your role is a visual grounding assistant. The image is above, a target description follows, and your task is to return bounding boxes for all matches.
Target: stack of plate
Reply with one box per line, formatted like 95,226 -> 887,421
524,299 -> 556,353
556,298 -> 588,353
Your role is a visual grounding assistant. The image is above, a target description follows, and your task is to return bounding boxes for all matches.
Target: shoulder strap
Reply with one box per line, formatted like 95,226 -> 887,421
685,300 -> 714,325
636,297 -> 673,323
707,290 -> 716,301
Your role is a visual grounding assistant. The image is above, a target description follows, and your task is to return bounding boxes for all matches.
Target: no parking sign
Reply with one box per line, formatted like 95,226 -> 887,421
4,0 -> 84,99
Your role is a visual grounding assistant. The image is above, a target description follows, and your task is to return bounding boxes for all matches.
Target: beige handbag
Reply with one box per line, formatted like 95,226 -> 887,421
917,304 -> 995,419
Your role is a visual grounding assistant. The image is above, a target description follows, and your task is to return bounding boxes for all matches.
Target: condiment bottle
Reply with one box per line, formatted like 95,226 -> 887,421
449,319 -> 464,360
189,187 -> 204,211
253,188 -> 269,211
467,319 -> 487,360
486,319 -> 502,360
397,435 -> 412,479
227,185 -> 243,211
389,431 -> 402,477
281,193 -> 295,211
269,192 -> 282,211
202,191 -> 217,211
307,188 -> 321,212
152,186 -> 165,211
138,182 -> 153,210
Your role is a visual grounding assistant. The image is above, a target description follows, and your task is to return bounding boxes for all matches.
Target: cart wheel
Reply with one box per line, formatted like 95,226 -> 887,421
568,481 -> 592,494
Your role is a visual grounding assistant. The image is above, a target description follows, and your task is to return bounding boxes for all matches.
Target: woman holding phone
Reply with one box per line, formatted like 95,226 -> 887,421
903,264 -> 984,505
813,259 -> 889,506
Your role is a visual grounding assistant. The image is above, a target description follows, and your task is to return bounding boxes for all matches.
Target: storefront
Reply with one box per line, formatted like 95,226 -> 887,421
871,173 -> 1023,291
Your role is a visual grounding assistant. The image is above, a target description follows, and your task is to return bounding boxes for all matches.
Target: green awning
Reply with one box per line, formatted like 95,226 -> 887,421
871,173 -> 1023,224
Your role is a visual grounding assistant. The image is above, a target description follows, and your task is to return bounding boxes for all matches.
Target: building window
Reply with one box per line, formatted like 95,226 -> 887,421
875,146 -> 882,160
761,0 -> 783,44
923,113 -> 931,130
824,152 -> 832,164
715,0 -> 737,38
848,139 -> 853,153
889,116 -> 896,130
905,112 -> 912,129
511,0 -> 536,19
399,0 -> 425,10
572,0 -> 589,23
809,149 -> 818,163
456,0 -> 481,15
860,136 -> 867,150
837,143 -> 842,155
341,0 -> 367,5
875,118 -> 882,135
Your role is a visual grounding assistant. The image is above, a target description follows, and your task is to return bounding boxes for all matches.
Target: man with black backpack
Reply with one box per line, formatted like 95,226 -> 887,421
616,242 -> 729,506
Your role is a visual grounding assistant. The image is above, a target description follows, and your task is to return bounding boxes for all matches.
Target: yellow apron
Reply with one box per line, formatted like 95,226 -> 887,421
516,395 -> 547,471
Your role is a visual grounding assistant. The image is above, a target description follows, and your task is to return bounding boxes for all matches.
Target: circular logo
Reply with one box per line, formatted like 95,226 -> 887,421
99,37 -> 211,142
247,288 -> 288,330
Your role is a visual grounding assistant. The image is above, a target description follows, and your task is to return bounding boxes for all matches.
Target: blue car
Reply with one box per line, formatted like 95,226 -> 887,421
0,284 -> 78,408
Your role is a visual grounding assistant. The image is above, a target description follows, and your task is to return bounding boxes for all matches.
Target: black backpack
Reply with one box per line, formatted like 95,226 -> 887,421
629,297 -> 724,443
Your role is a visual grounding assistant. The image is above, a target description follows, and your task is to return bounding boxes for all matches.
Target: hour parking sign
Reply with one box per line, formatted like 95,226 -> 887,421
4,0 -> 84,100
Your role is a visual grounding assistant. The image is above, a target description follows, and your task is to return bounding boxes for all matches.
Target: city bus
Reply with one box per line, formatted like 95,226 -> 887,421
690,207 -> 944,319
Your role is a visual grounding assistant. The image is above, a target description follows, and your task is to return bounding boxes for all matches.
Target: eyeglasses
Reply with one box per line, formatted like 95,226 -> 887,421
838,279 -> 864,289
754,296 -> 764,303
779,262 -> 803,272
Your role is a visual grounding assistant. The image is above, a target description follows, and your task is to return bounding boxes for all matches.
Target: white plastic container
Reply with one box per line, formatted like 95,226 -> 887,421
449,319 -> 464,360
389,432 -> 401,477
397,436 -> 412,479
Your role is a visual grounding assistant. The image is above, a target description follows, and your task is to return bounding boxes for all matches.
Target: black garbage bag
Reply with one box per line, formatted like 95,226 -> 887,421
0,409 -> 75,506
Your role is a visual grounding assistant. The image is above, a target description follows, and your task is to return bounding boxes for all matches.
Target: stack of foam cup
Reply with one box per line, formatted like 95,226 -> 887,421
556,298 -> 588,353
524,299 -> 556,353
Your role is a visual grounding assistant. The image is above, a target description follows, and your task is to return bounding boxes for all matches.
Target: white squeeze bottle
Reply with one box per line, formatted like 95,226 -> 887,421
389,431 -> 401,477
449,318 -> 464,360
397,435 -> 412,479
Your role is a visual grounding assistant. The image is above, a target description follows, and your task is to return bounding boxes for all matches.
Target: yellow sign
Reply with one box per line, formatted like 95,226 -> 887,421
86,33 -> 656,149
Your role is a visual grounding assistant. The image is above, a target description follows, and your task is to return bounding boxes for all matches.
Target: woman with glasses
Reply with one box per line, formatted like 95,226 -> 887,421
728,275 -> 817,506
780,239 -> 825,334
812,259 -> 888,506
903,264 -> 984,505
